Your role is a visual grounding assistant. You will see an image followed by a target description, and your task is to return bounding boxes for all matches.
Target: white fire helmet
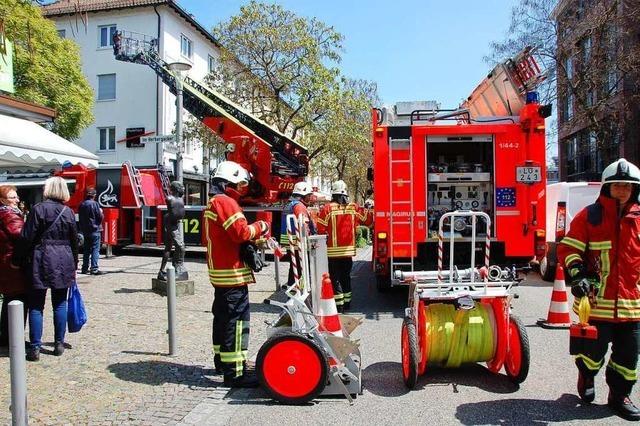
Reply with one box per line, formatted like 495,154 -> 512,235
213,161 -> 249,186
331,180 -> 348,196
601,158 -> 640,185
292,181 -> 313,197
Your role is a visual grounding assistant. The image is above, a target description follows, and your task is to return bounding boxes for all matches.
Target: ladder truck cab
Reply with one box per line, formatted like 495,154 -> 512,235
97,31 -> 310,246
371,48 -> 551,290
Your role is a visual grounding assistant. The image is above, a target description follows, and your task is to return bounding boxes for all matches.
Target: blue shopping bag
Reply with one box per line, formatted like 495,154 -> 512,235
67,282 -> 87,333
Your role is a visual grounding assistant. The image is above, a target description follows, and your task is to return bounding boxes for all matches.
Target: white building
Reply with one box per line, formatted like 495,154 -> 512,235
41,0 -> 224,204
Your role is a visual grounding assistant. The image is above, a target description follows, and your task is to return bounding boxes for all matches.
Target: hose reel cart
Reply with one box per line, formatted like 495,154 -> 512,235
398,211 -> 530,388
257,214 -> 363,404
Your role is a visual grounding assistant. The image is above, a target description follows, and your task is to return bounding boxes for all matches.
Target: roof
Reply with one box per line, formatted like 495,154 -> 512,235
41,0 -> 222,48
0,94 -> 57,123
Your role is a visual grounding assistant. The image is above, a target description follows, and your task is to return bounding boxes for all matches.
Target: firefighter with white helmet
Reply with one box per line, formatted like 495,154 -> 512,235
317,180 -> 373,311
558,158 -> 640,420
205,161 -> 269,388
280,180 -> 316,285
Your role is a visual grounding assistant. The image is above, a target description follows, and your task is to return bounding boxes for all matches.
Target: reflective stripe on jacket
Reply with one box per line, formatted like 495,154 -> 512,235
316,202 -> 373,258
557,194 -> 640,322
204,194 -> 263,287
280,199 -> 316,246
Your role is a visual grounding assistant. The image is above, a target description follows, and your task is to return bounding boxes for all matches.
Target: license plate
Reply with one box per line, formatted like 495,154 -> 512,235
516,166 -> 541,183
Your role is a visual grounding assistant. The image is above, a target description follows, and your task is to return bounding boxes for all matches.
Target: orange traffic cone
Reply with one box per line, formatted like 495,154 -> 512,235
317,273 -> 343,337
537,264 -> 572,329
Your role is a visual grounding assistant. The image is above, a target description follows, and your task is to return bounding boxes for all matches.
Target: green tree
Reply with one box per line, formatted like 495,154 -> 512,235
1,0 -> 93,139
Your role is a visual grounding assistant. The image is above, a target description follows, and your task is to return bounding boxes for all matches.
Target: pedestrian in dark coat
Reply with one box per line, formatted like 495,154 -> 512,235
79,187 -> 104,275
17,176 -> 78,361
0,185 -> 28,347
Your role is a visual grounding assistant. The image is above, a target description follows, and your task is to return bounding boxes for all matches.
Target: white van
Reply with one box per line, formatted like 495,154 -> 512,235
539,181 -> 602,281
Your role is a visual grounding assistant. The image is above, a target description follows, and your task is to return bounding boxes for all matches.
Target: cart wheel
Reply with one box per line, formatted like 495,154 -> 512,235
257,332 -> 328,404
401,317 -> 419,389
504,314 -> 530,384
417,301 -> 428,375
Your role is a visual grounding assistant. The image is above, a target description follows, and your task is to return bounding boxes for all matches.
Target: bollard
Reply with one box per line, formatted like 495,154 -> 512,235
9,301 -> 27,426
166,264 -> 177,355
106,244 -> 113,258
274,255 -> 280,291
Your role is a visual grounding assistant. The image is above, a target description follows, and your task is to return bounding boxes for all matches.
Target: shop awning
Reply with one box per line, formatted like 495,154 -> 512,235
0,114 -> 98,169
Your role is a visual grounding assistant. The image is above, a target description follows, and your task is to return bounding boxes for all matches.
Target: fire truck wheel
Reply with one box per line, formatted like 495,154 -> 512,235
401,317 -> 419,389
376,274 -> 392,292
504,314 -> 530,384
417,300 -> 428,375
539,244 -> 557,282
257,331 -> 328,404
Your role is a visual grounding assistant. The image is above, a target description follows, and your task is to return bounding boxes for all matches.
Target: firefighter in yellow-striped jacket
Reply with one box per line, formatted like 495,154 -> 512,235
558,159 -> 640,421
317,180 -> 373,312
205,161 -> 269,388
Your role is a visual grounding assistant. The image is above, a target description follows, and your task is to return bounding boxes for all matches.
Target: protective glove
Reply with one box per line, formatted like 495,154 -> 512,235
567,262 -> 586,282
571,278 -> 592,298
258,220 -> 270,236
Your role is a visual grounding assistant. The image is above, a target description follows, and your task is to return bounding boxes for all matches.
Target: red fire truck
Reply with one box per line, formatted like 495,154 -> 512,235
371,48 -> 550,290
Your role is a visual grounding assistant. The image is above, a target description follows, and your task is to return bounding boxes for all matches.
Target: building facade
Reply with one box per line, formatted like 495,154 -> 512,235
552,0 -> 640,181
41,0 -> 225,204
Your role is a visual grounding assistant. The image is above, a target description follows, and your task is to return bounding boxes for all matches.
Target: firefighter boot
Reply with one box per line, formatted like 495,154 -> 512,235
223,371 -> 259,388
577,372 -> 595,403
608,392 -> 640,421
214,354 -> 223,375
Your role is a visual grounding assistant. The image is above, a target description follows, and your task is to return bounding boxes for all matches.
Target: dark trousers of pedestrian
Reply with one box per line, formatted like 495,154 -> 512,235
82,231 -> 101,273
575,320 -> 639,397
287,250 -> 303,286
0,293 -> 27,346
28,288 -> 68,350
328,257 -> 353,311
212,286 -> 250,380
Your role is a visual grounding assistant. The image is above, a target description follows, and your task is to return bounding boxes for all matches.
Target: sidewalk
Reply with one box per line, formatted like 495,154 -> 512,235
0,252 -> 288,425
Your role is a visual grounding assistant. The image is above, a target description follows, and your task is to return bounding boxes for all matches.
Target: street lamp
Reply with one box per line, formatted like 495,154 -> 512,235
167,61 -> 192,184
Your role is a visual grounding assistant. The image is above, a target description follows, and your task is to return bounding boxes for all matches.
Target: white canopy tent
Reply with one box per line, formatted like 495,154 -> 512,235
0,114 -> 98,169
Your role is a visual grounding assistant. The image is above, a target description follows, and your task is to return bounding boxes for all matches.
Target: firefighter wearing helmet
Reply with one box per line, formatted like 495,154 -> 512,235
280,181 -> 316,286
558,158 -> 640,420
205,161 -> 269,388
316,180 -> 373,312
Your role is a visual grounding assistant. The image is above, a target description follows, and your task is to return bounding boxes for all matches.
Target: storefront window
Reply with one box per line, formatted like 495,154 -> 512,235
185,182 -> 203,206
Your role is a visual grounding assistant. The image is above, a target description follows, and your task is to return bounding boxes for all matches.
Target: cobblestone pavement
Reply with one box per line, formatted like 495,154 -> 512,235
0,248 -> 294,425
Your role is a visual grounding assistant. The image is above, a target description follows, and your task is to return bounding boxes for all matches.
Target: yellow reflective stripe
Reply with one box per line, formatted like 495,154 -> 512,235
209,267 -> 253,276
617,298 -> 640,308
205,214 -> 214,270
595,298 -> 615,307
561,237 -> 586,252
599,249 -> 610,296
617,310 -> 640,319
204,210 -> 217,221
576,354 -> 604,371
334,293 -> 344,300
327,246 -> 356,257
565,254 -> 583,267
588,241 -> 612,250
223,212 -> 244,230
608,360 -> 638,380
316,216 -> 328,226
249,225 -> 256,240
344,292 -> 352,302
219,351 -> 248,363
212,345 -> 220,354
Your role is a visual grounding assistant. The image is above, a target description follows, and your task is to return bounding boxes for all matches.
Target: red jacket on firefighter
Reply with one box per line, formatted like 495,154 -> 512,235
558,193 -> 640,322
316,202 -> 373,258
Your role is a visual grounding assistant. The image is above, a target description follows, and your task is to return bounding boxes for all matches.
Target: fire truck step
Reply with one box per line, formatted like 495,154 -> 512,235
392,221 -> 412,224
392,242 -> 412,245
393,262 -> 413,266
392,201 -> 411,204
391,160 -> 411,164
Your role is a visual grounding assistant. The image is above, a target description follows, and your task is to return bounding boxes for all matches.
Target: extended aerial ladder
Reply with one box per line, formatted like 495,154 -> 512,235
113,31 -> 309,204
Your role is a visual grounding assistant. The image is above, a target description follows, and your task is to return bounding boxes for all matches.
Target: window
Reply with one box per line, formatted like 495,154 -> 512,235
99,25 -> 117,48
564,56 -> 573,80
57,29 -> 66,39
581,36 -> 592,64
180,34 -> 193,59
563,92 -> 574,121
208,55 -> 216,73
97,74 -> 116,100
586,88 -> 595,107
98,127 -> 116,151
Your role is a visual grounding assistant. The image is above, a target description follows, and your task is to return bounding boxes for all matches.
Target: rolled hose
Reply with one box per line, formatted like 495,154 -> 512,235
578,296 -> 590,325
424,302 -> 496,368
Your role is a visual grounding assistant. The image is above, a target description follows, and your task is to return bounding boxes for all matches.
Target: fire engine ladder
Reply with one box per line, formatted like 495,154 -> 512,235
123,161 -> 146,208
388,137 -> 415,277
157,164 -> 171,198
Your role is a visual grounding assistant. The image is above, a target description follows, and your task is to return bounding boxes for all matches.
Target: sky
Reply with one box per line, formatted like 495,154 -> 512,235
179,0 -> 521,108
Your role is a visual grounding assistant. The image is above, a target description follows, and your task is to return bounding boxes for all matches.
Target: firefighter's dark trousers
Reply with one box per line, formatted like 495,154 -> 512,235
328,257 -> 353,308
212,286 -> 250,380
575,320 -> 639,397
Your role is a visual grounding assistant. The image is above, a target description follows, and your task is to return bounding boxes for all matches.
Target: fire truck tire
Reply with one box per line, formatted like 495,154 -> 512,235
417,300 -> 428,375
539,243 -> 557,282
504,314 -> 530,384
257,331 -> 328,404
401,317 -> 419,389
376,274 -> 392,292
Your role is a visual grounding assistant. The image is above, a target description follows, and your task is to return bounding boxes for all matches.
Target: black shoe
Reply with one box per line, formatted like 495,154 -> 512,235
577,372 -> 595,403
337,304 -> 345,314
90,270 -> 105,276
80,270 -> 89,275
26,347 -> 40,362
343,302 -> 351,312
223,372 -> 260,388
53,341 -> 65,356
608,393 -> 640,421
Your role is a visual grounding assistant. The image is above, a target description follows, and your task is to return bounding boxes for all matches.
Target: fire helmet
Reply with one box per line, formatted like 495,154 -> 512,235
213,161 -> 249,186
331,180 -> 348,196
292,181 -> 313,197
601,158 -> 640,185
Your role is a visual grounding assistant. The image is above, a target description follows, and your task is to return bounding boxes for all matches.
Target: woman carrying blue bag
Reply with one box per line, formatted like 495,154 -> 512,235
16,177 -> 79,361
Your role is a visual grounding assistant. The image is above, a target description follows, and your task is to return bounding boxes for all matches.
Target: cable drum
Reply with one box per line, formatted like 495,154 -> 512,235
423,302 -> 497,368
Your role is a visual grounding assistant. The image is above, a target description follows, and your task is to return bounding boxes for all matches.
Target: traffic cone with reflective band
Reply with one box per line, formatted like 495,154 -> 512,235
537,264 -> 572,329
317,273 -> 343,337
